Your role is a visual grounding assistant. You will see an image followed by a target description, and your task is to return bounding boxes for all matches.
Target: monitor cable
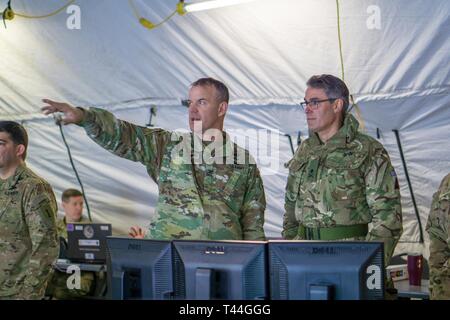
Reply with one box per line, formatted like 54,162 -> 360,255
55,115 -> 93,222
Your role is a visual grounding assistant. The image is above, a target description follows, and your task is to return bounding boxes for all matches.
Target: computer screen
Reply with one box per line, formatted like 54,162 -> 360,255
269,241 -> 385,300
106,237 -> 173,300
172,240 -> 268,300
66,223 -> 112,263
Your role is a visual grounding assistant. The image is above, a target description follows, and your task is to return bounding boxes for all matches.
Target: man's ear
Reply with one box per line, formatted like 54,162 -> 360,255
15,144 -> 25,159
61,201 -> 68,211
333,98 -> 344,115
218,101 -> 228,117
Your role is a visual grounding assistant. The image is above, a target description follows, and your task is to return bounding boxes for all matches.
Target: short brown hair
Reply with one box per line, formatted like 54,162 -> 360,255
62,188 -> 83,203
191,77 -> 229,104
0,121 -> 29,160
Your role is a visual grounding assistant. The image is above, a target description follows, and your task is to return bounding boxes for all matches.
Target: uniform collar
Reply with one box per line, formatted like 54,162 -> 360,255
63,216 -> 87,226
0,163 -> 27,191
192,131 -> 235,159
310,114 -> 360,148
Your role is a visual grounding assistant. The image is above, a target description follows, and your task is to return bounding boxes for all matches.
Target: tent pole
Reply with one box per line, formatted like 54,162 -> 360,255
284,134 -> 295,155
285,132 -> 302,156
392,129 -> 424,243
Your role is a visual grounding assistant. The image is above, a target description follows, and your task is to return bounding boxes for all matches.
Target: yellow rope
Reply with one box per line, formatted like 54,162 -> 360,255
14,0 -> 76,19
336,0 -> 365,131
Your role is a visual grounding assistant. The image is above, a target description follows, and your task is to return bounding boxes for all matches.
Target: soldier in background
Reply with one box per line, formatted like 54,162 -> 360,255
56,189 -> 88,236
46,189 -> 94,299
42,78 -> 266,241
283,74 -> 403,266
0,121 -> 58,299
426,173 -> 449,300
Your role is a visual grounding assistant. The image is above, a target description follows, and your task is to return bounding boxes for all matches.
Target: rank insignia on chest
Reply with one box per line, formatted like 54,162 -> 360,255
306,159 -> 320,179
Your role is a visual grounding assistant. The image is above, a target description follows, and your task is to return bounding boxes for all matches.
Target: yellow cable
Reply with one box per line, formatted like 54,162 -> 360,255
336,0 -> 365,131
14,0 -> 76,19
128,0 -> 182,30
151,9 -> 177,28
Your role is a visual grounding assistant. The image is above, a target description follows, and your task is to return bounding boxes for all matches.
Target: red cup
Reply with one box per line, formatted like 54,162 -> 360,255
407,254 -> 423,286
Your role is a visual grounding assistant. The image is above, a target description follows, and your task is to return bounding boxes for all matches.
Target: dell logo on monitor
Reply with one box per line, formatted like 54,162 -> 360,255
312,247 -> 337,255
204,246 -> 225,255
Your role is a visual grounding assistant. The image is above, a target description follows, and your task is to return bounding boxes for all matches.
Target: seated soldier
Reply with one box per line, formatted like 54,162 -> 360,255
46,189 -> 95,299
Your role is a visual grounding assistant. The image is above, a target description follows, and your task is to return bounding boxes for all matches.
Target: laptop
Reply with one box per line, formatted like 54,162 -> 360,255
66,223 -> 112,263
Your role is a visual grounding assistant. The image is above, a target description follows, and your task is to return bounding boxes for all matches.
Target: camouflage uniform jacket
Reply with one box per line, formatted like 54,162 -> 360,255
0,164 -> 58,299
283,114 -> 402,264
80,107 -> 266,240
426,173 -> 449,300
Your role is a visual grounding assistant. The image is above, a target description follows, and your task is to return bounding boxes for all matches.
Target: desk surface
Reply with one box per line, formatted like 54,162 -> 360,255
394,279 -> 429,299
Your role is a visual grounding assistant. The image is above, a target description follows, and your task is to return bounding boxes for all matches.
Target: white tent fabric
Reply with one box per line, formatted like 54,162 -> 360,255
1,0 -> 449,259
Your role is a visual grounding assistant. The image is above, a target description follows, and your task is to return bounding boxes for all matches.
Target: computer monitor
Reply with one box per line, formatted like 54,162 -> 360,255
66,223 -> 112,263
172,240 -> 268,300
269,241 -> 385,300
106,237 -> 173,300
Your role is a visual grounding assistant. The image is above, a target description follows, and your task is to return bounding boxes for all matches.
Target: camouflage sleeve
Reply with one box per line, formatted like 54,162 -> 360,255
282,164 -> 300,240
365,146 -> 403,265
56,218 -> 68,239
21,183 -> 59,300
80,107 -> 171,181
282,148 -> 304,240
425,174 -> 450,300
240,164 -> 266,240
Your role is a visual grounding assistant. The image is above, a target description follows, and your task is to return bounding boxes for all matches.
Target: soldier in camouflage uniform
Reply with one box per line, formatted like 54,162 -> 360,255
283,75 -> 403,266
426,173 -> 449,300
42,78 -> 266,241
46,189 -> 95,299
0,121 -> 58,299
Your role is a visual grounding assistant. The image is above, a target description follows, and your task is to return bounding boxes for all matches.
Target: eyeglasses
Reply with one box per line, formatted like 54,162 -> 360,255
299,98 -> 338,111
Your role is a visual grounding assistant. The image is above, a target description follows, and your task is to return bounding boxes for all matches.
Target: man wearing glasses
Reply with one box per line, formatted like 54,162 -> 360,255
283,74 -> 402,267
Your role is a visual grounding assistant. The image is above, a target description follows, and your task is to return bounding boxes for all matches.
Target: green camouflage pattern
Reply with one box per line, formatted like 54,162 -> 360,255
283,114 -> 402,265
80,107 -> 266,240
0,164 -> 59,299
426,173 -> 450,300
46,216 -> 95,299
